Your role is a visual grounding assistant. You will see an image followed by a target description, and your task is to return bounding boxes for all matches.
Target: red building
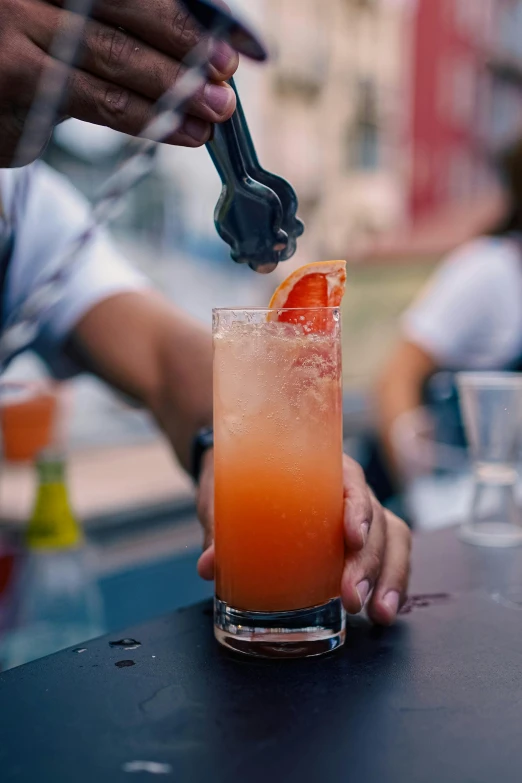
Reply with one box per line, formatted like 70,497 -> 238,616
409,0 -> 522,223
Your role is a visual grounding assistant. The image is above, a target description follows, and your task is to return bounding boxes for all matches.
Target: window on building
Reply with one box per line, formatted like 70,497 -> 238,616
346,0 -> 376,8
272,0 -> 329,96
490,82 -> 522,149
447,149 -> 474,201
453,0 -> 493,42
348,78 -> 380,171
451,57 -> 476,127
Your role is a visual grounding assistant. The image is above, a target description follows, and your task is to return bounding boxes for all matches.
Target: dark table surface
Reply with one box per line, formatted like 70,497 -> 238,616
1,526 -> 522,783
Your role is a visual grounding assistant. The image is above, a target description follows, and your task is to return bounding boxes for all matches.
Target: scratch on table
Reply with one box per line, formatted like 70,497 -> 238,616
400,593 -> 452,614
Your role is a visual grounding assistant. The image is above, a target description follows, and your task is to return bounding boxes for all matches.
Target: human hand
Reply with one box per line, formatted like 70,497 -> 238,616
337,454 -> 411,625
0,0 -> 238,166
196,452 -> 411,626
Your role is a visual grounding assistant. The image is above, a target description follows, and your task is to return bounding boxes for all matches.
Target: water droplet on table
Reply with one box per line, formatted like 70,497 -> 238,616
109,638 -> 141,650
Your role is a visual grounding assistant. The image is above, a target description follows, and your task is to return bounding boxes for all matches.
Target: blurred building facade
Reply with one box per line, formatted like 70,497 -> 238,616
243,0 -> 522,258
247,0 -> 414,261
410,0 -> 522,222
489,1 -> 522,151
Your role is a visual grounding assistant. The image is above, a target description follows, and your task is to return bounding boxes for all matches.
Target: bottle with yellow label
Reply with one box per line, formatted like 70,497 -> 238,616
27,451 -> 82,550
0,451 -> 105,671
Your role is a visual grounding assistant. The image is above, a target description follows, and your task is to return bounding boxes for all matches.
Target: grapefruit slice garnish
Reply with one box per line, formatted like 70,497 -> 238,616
268,260 -> 346,330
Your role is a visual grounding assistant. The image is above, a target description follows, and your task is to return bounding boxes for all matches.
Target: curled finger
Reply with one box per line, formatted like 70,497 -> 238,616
342,454 -> 374,552
367,510 -> 411,626
47,0 -> 239,80
197,542 -> 215,580
70,20 -> 236,122
341,496 -> 386,615
65,69 -> 212,145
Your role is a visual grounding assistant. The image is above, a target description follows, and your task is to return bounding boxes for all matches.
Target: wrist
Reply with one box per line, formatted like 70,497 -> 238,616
200,445 -> 214,478
191,426 -> 214,483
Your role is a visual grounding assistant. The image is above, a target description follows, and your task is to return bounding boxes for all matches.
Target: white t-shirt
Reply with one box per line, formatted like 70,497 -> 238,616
0,163 -> 146,376
402,236 -> 522,370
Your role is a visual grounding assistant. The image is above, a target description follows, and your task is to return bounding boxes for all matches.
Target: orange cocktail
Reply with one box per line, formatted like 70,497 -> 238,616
213,305 -> 345,658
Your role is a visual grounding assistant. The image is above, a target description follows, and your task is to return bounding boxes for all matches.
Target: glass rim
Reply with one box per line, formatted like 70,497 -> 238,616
0,380 -> 53,405
456,371 -> 522,389
212,306 -> 341,313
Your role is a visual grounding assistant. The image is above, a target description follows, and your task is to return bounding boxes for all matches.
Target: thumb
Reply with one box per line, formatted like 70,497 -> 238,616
197,543 -> 215,581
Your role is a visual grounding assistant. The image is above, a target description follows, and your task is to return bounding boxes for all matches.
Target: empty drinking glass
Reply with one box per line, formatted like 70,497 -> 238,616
457,372 -> 522,547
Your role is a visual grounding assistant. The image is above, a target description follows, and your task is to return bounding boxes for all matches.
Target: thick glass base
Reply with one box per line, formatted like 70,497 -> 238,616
214,596 -> 345,659
458,521 -> 522,548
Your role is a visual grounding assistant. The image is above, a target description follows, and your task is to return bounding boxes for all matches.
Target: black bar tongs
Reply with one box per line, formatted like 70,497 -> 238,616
207,79 -> 304,273
179,0 -> 304,274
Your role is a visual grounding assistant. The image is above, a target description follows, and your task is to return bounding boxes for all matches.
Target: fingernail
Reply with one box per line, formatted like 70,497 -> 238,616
209,40 -> 237,74
183,117 -> 210,143
360,521 -> 370,545
204,83 -> 234,116
383,590 -> 400,618
356,580 -> 370,610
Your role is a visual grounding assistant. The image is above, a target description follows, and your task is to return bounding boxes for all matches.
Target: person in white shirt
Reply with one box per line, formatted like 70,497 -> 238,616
0,161 -> 411,626
376,138 -> 522,481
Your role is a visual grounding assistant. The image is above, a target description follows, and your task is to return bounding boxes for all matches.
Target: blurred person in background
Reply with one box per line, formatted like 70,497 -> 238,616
0,0 -> 239,166
375,138 -> 522,498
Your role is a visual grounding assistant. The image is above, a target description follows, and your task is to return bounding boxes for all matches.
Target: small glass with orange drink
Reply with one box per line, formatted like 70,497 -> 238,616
0,382 -> 58,463
213,262 -> 347,658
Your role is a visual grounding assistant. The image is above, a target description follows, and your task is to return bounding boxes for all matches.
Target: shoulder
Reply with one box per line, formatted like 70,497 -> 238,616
1,162 -> 93,244
411,236 -> 521,313
435,236 -> 520,287
402,236 -> 522,368
3,163 -> 148,360
23,162 -> 92,226
4,163 -> 148,294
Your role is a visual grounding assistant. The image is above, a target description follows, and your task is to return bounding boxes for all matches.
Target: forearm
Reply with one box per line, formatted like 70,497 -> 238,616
376,372 -> 423,477
72,291 -> 213,473
146,313 -> 213,473
375,341 -> 435,479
